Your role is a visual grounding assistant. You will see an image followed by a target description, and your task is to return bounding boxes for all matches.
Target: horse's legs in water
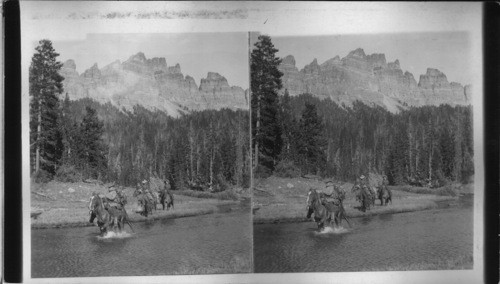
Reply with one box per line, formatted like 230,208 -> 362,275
112,217 -> 118,233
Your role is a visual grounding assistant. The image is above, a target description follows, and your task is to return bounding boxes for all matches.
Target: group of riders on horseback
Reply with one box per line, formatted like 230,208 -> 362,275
88,179 -> 174,235
306,175 -> 392,230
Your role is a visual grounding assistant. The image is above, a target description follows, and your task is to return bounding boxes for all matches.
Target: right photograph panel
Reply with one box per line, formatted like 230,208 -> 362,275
251,32 -> 474,273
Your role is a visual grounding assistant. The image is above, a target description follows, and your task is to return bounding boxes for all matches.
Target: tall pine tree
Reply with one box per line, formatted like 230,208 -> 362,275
251,35 -> 283,173
296,102 -> 327,175
29,39 -> 64,177
79,106 -> 108,180
279,89 -> 294,161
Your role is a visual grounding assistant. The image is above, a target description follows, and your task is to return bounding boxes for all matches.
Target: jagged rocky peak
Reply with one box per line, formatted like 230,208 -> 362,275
83,63 -> 101,79
199,72 -> 230,92
303,58 -> 321,74
282,55 -> 296,67
206,72 -> 226,81
388,59 -> 400,69
418,68 -> 449,89
185,75 -> 196,84
63,59 -> 76,70
150,57 -> 166,66
127,53 -> 167,69
347,48 -> 366,59
366,53 -> 386,68
168,63 -> 181,74
185,75 -> 199,89
321,55 -> 341,67
404,71 -> 417,84
128,52 -> 147,63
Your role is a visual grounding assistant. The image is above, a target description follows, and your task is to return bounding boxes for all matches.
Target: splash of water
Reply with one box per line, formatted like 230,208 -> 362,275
314,226 -> 349,235
97,231 -> 132,240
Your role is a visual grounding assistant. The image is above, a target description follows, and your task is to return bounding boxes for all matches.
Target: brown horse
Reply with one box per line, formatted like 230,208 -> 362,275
323,200 -> 351,228
306,188 -> 332,230
377,186 -> 392,206
159,190 -> 174,210
89,195 -> 134,235
89,195 -> 117,235
351,185 -> 373,212
133,188 -> 154,217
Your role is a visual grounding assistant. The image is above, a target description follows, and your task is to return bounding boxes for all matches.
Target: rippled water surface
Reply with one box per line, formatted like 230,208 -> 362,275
32,200 -> 252,278
254,196 -> 473,273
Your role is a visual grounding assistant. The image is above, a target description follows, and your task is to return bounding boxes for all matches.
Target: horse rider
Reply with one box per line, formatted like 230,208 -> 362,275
359,175 -> 371,195
378,175 -> 391,194
383,175 -> 389,187
108,186 -> 128,210
320,180 -> 345,206
89,191 -> 98,224
359,175 -> 375,208
142,180 -> 155,205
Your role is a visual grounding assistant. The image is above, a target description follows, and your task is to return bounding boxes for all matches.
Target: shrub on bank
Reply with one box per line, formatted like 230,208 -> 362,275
274,160 -> 301,178
55,164 -> 82,183
254,164 -> 272,179
33,169 -> 52,183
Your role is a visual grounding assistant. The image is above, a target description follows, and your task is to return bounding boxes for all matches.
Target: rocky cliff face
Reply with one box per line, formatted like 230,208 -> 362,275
59,53 -> 248,117
278,48 -> 471,112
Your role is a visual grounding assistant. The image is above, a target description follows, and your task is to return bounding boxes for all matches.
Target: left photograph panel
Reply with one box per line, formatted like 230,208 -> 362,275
23,15 -> 252,278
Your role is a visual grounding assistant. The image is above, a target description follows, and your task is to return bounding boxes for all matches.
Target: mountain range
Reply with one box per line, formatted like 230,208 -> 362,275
59,52 -> 248,117
278,48 -> 472,112
59,48 -> 472,116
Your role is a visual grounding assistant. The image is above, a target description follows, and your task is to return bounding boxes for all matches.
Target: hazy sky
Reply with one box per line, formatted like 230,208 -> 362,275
254,32 -> 472,86
46,32 -> 249,88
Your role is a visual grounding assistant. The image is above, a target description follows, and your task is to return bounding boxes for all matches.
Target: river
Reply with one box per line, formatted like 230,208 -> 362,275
32,199 -> 252,278
254,195 -> 473,273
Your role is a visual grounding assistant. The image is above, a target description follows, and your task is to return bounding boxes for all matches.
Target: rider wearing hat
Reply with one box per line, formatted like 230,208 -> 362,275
108,186 -> 128,210
320,180 -> 345,206
142,179 -> 155,205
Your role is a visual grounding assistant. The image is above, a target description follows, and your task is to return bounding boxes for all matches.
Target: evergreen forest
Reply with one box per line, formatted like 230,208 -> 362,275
275,93 -> 474,186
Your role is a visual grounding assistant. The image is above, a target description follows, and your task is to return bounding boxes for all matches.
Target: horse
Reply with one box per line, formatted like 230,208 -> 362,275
377,185 -> 392,206
321,193 -> 352,228
151,191 -> 159,211
159,190 -> 174,210
89,194 -> 134,235
133,188 -> 154,217
351,185 -> 373,212
306,188 -> 333,230
88,195 -> 126,235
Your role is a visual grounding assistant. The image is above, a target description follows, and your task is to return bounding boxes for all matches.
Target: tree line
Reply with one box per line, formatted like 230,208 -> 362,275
251,35 -> 474,186
30,39 -> 250,191
29,39 -> 108,182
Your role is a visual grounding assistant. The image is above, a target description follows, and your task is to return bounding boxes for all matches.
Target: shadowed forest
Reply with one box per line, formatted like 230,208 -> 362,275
278,94 -> 473,186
